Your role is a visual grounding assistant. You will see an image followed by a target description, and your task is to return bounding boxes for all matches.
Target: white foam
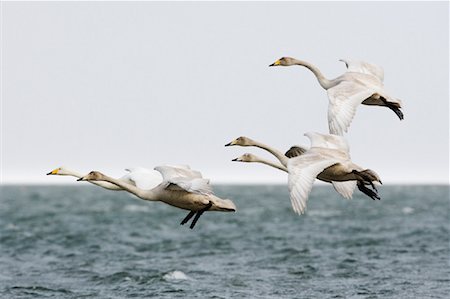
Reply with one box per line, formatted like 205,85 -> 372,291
402,207 -> 414,214
163,271 -> 192,281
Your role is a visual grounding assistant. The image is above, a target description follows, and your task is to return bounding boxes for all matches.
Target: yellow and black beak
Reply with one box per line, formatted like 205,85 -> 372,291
269,59 -> 281,67
46,169 -> 59,175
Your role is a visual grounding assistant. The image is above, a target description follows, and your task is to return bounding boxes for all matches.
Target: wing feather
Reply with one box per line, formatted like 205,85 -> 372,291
287,154 -> 340,214
154,165 -> 212,195
121,167 -> 163,190
327,82 -> 375,135
331,181 -> 356,199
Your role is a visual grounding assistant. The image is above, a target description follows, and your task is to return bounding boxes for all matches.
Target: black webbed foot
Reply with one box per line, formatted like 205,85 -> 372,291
180,211 -> 196,225
382,97 -> 404,120
357,181 -> 380,200
188,201 -> 213,229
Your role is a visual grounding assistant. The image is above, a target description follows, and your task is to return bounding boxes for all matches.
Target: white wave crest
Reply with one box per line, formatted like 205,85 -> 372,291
163,270 -> 192,281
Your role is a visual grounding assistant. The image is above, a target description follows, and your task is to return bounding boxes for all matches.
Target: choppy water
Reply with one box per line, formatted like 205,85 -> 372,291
1,185 -> 449,298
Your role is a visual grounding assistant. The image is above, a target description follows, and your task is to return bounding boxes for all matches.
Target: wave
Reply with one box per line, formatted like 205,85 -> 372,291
163,271 -> 192,281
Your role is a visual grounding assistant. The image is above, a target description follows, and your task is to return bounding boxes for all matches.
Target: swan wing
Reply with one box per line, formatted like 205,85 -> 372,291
154,165 -> 202,181
285,146 -> 308,158
327,81 -> 375,135
287,153 -> 339,214
155,165 -> 213,195
122,167 -> 163,190
331,181 -> 356,199
167,177 -> 213,195
304,132 -> 350,154
340,59 -> 384,82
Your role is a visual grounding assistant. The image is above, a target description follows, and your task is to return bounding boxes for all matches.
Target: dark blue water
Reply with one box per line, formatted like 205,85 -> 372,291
1,185 -> 449,298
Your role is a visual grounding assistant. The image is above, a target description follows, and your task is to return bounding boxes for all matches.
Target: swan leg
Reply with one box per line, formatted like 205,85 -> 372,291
357,181 -> 380,200
180,211 -> 196,225
381,97 -> 404,120
352,170 -> 380,191
189,201 -> 213,229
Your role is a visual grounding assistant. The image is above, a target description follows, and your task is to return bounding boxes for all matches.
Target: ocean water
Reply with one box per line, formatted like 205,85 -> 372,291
0,185 -> 449,298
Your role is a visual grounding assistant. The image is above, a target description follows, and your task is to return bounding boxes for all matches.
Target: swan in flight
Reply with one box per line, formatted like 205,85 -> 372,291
47,166 -> 163,191
77,165 -> 236,229
269,57 -> 404,135
227,133 -> 381,214
225,136 -> 356,200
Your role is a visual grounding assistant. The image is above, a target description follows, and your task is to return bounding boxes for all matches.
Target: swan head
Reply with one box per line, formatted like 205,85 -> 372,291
269,57 -> 296,67
231,153 -> 257,163
225,136 -> 254,147
77,171 -> 104,181
46,166 -> 71,176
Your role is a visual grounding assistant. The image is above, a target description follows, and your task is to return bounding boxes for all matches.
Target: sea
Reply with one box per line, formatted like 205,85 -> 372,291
0,185 -> 449,298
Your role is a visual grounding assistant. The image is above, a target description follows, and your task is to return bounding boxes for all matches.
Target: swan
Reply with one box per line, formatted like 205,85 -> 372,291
77,165 -> 236,229
227,133 -> 382,214
225,136 -> 356,200
269,57 -> 404,135
47,166 -> 163,191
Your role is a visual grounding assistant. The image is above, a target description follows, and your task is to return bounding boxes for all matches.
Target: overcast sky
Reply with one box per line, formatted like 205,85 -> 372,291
2,1 -> 449,184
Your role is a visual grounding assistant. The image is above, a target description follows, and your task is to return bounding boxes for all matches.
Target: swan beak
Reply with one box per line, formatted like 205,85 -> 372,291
224,141 -> 233,147
269,60 -> 281,67
231,158 -> 238,161
47,169 -> 58,175
77,177 -> 86,181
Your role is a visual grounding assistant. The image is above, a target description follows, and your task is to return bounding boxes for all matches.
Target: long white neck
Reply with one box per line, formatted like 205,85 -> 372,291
94,174 -> 159,201
291,58 -> 333,89
251,156 -> 288,173
66,170 -> 122,190
250,140 -> 289,167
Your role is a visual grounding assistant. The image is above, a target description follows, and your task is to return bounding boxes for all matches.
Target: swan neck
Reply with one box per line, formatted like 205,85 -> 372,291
254,157 -> 288,173
66,170 -> 121,190
292,59 -> 332,89
99,174 -> 157,200
251,140 -> 289,167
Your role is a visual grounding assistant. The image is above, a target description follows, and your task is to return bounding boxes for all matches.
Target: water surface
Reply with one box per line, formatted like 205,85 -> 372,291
1,185 -> 449,298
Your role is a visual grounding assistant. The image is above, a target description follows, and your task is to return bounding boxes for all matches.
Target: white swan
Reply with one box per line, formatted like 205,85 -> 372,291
47,166 -> 163,191
269,57 -> 404,135
225,136 -> 356,200
78,165 -> 236,229
287,132 -> 382,214
227,133 -> 381,214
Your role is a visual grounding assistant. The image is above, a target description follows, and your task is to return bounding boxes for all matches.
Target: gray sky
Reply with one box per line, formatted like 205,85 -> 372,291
2,1 -> 449,184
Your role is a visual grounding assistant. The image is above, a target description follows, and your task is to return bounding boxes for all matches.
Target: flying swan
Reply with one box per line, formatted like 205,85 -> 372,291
227,133 -> 381,214
225,136 -> 357,200
77,165 -> 236,229
269,57 -> 404,135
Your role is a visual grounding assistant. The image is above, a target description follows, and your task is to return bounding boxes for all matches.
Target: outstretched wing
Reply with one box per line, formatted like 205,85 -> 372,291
331,181 -> 356,199
287,153 -> 339,214
121,167 -> 163,190
304,132 -> 350,154
340,59 -> 384,82
327,81 -> 375,135
154,165 -> 212,195
154,165 -> 202,181
285,146 -> 307,158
